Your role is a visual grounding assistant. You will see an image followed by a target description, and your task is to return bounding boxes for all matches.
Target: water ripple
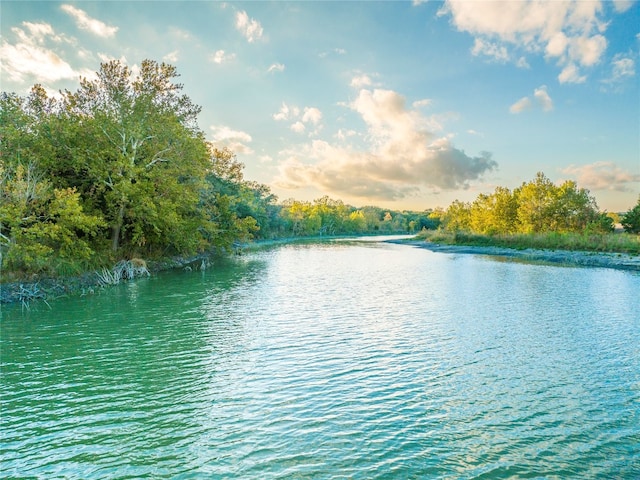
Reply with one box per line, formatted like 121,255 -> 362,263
2,241 -> 639,479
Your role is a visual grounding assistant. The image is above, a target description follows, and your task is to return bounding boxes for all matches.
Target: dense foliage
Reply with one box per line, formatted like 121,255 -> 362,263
621,196 -> 640,234
0,60 -> 434,279
438,172 -> 615,235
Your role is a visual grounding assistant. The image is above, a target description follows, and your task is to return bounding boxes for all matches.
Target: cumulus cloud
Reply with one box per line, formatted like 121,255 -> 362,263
471,38 -> 509,62
558,63 -> 586,84
561,162 -> 640,191
290,121 -> 306,134
440,0 -> 612,83
272,102 -> 299,121
510,85 -> 553,113
60,4 -> 118,38
335,129 -> 358,141
533,86 -> 553,111
350,74 -> 372,88
163,50 -> 179,63
0,22 -> 92,84
302,107 -> 322,125
235,10 -> 263,43
276,88 -> 497,200
273,103 -> 322,134
268,63 -> 285,73
210,49 -> 236,64
509,96 -> 532,113
209,125 -> 253,154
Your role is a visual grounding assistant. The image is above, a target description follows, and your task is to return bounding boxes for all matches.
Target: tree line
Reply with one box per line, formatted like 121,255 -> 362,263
0,59 -> 435,278
435,172 -> 639,235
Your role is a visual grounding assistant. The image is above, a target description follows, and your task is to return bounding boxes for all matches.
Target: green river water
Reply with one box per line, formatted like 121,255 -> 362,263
1,237 -> 639,479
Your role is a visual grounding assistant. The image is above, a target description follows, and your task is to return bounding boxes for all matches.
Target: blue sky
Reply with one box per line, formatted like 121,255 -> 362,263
2,1 -> 639,212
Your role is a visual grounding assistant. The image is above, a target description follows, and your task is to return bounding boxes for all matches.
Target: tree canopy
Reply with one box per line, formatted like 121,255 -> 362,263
621,196 -> 640,234
441,172 -> 614,235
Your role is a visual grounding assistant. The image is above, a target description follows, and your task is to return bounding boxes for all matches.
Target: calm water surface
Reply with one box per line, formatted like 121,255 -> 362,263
2,237 -> 639,479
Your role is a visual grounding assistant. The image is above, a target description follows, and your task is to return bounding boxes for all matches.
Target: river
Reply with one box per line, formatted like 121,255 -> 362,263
1,237 -> 639,479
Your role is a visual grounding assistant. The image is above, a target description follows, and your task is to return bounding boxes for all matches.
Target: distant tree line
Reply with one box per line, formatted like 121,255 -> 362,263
0,59 -> 435,278
434,172 -> 636,235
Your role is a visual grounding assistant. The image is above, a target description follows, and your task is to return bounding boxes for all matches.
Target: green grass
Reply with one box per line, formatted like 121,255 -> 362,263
417,230 -> 640,255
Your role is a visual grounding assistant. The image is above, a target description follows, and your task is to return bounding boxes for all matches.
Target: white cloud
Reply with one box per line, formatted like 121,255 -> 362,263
273,105 -> 322,134
612,56 -> 635,78
568,34 -> 607,67
412,98 -> 432,108
602,53 -> 636,86
510,85 -> 553,113
163,50 -> 179,63
335,129 -> 358,141
509,96 -> 532,114
210,49 -> 236,64
276,88 -> 496,200
302,107 -> 322,125
290,121 -> 306,134
558,63 -> 586,84
612,0 -> 633,13
533,85 -> 553,111
0,23 -> 91,84
60,4 -> 118,38
441,0 -> 610,83
561,162 -> 640,191
273,102 -> 299,121
350,74 -> 372,88
471,38 -> 509,62
209,125 -> 253,154
21,22 -> 58,43
235,10 -> 263,43
268,63 -> 285,73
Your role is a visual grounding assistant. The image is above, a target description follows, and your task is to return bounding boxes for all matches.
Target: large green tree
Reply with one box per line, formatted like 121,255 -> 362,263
53,59 -> 211,254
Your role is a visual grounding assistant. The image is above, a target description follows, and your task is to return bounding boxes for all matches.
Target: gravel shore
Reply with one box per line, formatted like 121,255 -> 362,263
394,240 -> 640,271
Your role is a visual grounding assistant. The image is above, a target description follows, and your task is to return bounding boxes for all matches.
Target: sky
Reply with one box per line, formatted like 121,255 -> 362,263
1,1 -> 639,212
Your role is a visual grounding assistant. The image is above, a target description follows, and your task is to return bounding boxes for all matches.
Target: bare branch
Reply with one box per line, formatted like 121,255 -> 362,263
145,147 -> 172,169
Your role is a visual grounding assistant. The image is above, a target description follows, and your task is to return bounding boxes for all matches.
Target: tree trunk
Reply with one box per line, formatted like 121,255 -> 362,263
111,203 -> 125,252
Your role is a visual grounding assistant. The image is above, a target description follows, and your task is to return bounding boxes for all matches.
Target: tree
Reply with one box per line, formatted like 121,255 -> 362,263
514,172 -> 557,233
57,59 -> 210,254
0,163 -> 104,275
621,197 -> 640,234
442,200 -> 471,232
200,147 -> 261,250
513,172 -> 601,234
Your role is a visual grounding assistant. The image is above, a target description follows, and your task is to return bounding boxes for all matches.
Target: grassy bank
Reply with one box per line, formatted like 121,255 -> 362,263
416,230 -> 640,255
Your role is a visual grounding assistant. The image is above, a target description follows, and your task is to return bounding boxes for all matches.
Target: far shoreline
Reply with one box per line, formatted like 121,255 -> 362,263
389,239 -> 640,272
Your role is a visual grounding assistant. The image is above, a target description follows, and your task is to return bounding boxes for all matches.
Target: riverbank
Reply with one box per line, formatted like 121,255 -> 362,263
391,239 -> 640,271
1,234 -> 404,305
0,251 -> 221,306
